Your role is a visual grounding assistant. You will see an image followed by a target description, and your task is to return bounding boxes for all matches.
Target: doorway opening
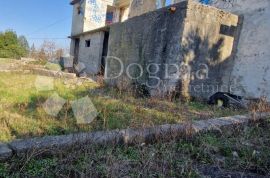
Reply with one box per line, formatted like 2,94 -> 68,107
100,31 -> 110,75
74,38 -> 80,65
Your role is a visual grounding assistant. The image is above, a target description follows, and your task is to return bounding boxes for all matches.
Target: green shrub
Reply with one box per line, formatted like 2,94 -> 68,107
0,30 -> 29,59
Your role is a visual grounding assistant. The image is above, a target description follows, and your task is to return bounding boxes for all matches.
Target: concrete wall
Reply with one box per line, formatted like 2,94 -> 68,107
209,0 -> 270,100
120,6 -> 130,22
185,0 -> 270,100
71,0 -> 114,36
105,1 -> 240,99
106,2 -> 188,94
84,0 -> 114,31
70,0 -> 114,65
71,0 -> 270,101
71,2 -> 85,36
181,1 -> 240,99
128,0 -> 157,18
71,0 -> 184,36
70,39 -> 75,57
128,0 -> 178,18
78,31 -> 105,74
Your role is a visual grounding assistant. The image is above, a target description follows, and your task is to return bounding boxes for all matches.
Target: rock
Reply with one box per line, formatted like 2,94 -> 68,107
252,150 -> 260,158
79,72 -> 87,78
0,143 -> 13,161
232,151 -> 239,158
31,68 -> 76,79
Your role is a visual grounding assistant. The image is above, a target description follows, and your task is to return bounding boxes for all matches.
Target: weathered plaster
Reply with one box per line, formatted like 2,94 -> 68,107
185,0 -> 270,100
181,1 -> 239,99
84,0 -> 114,31
128,0 -> 157,18
105,1 -> 240,99
71,2 -> 85,36
70,0 -> 270,101
216,0 -> 270,100
78,31 -> 105,74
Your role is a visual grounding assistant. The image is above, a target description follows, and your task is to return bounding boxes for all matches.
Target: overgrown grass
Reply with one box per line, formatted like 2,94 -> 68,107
44,62 -> 62,71
2,120 -> 270,177
0,72 -> 246,142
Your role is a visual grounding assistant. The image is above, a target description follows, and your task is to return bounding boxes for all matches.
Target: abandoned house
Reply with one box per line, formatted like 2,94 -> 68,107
69,0 -> 270,101
69,0 -> 180,75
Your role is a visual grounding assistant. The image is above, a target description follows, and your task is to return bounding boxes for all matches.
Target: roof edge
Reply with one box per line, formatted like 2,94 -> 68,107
69,26 -> 111,38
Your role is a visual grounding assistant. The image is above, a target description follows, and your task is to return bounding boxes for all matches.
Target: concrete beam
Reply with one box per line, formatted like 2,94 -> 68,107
0,112 -> 268,161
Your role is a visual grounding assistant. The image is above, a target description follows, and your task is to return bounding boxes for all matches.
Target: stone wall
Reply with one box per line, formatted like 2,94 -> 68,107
105,1 -> 240,99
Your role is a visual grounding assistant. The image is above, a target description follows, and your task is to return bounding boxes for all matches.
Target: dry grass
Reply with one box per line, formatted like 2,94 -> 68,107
0,71 -> 246,142
1,120 -> 270,177
0,58 -> 268,177
0,58 -> 17,64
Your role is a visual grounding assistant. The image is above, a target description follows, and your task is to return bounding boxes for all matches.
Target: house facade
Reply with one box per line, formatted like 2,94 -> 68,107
69,0 -> 270,101
69,0 -> 181,75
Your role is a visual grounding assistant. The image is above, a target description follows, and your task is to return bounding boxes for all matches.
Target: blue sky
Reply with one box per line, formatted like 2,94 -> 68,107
0,0 -> 72,49
0,0 -> 174,49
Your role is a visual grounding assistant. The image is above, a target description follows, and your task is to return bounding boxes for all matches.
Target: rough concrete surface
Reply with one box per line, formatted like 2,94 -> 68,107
70,0 -> 270,101
77,31 -> 105,74
1,112 -> 269,161
190,0 -> 270,100
105,1 -> 240,99
8,130 -> 123,157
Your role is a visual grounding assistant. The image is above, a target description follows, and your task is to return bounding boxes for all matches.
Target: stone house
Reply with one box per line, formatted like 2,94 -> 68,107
69,0 -> 270,101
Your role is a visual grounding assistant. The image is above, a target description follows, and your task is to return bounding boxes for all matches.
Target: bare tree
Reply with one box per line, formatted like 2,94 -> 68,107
40,40 -> 56,60
32,40 -> 66,61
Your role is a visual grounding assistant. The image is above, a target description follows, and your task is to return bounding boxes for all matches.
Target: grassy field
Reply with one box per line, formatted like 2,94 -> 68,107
1,120 -> 269,177
0,71 -> 246,142
0,58 -> 17,65
0,59 -> 268,177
